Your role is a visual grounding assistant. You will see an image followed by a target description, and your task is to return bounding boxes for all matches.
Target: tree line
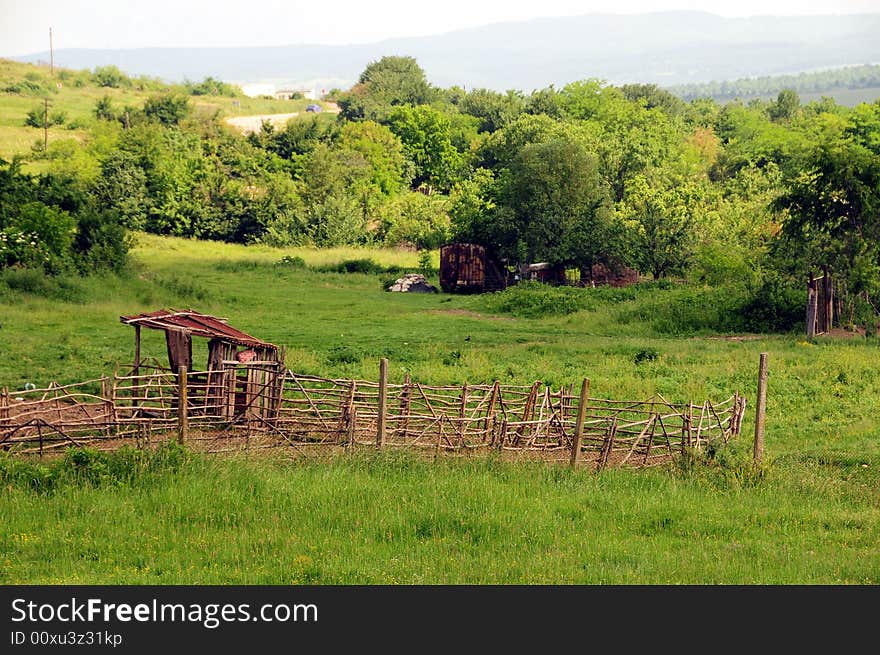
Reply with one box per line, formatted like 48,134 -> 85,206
2,56 -> 880,328
668,64 -> 880,102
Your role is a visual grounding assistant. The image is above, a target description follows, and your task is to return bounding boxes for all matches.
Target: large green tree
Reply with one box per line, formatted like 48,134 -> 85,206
338,56 -> 435,121
490,135 -> 619,275
386,105 -> 463,193
774,108 -> 880,322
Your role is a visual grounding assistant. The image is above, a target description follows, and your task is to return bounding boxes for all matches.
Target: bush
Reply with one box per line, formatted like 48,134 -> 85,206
315,258 -> 387,275
143,93 -> 190,126
634,348 -> 659,364
276,255 -> 306,269
92,65 -> 129,88
4,80 -> 45,95
326,344 -> 364,365
482,282 -> 593,318
0,268 -> 86,302
737,276 -> 805,333
0,441 -> 191,493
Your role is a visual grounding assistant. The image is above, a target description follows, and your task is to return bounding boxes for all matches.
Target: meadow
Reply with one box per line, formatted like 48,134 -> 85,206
1,235 -> 878,583
0,59 -> 330,168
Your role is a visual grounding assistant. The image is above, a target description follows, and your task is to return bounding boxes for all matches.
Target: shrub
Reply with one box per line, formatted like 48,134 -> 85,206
0,268 -> 86,302
92,65 -> 129,88
737,276 -> 805,333
634,348 -> 659,364
276,255 -> 306,268
4,80 -> 45,95
315,258 -> 387,275
326,344 -> 364,365
482,282 -> 591,318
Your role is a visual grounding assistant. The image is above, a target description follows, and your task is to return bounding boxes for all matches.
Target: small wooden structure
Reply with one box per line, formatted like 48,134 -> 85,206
518,262 -> 567,285
119,309 -> 284,421
806,270 -> 833,338
440,243 -> 509,293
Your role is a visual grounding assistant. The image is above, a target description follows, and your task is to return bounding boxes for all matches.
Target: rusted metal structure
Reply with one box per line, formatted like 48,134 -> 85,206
439,243 -> 509,293
518,262 -> 567,285
119,309 -> 284,422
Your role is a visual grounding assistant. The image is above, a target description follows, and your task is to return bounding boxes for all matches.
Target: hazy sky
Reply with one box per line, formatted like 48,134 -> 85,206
1,0 -> 878,56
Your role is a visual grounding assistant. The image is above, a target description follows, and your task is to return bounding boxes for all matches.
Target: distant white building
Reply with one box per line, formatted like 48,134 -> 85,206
240,83 -> 276,98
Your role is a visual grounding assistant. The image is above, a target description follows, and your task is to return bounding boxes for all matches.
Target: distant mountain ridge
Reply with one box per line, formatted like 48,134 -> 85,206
11,11 -> 880,92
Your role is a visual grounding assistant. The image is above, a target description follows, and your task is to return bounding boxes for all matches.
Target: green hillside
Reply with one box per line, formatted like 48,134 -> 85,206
0,59 -> 330,168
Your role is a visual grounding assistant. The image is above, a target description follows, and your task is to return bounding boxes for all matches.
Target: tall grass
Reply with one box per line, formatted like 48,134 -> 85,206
1,447 -> 877,584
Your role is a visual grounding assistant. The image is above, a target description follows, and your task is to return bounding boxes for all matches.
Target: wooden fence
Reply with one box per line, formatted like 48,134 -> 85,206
0,363 -> 747,469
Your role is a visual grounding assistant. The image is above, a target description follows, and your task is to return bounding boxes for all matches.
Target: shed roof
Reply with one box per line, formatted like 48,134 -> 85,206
119,309 -> 277,351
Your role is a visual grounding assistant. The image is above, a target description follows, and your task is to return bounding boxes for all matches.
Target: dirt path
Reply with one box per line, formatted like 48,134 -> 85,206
223,113 -> 300,134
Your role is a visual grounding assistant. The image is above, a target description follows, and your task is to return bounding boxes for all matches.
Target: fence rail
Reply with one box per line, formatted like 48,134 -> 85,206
0,363 -> 746,470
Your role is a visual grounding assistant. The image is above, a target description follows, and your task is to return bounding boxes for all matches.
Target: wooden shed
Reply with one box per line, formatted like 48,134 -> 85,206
119,309 -> 284,421
439,243 -> 509,294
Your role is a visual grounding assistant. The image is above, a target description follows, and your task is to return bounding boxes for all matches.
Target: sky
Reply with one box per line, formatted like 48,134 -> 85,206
1,0 -> 878,56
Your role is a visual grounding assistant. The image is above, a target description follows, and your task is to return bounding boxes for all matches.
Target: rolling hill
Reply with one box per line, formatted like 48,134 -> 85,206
11,12 -> 880,93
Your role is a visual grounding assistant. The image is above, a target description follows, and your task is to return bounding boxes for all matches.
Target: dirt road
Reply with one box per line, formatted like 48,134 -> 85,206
223,113 -> 299,134
223,102 -> 341,135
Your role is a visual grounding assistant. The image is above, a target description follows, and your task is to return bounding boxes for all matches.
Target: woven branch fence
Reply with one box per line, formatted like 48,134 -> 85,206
0,363 -> 747,470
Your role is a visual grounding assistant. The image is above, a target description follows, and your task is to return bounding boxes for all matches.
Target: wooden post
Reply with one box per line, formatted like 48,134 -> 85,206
484,380 -> 499,445
177,365 -> 188,445
822,269 -> 833,334
753,353 -> 768,466
806,276 -> 818,338
597,417 -> 617,472
1,387 -> 9,429
377,358 -> 388,447
401,373 -> 411,440
457,382 -> 468,445
680,403 -> 692,456
346,381 -> 357,449
569,378 -> 590,467
132,324 -> 141,408
435,415 -> 443,459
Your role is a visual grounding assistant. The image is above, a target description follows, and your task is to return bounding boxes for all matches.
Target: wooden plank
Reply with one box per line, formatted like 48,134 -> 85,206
177,366 -> 188,445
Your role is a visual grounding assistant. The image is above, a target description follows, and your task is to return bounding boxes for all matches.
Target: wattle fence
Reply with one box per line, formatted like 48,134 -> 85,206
0,362 -> 747,470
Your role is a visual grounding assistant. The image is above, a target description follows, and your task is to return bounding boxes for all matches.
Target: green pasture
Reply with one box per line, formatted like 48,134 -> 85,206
0,235 -> 878,583
0,59 -> 332,164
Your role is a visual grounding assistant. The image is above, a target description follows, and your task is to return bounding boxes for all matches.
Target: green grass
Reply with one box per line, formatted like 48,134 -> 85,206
0,59 -> 336,165
1,235 -> 879,583
1,447 -> 877,584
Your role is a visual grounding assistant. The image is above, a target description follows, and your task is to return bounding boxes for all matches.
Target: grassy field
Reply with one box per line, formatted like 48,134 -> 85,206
0,59 -> 333,166
1,235 -> 878,583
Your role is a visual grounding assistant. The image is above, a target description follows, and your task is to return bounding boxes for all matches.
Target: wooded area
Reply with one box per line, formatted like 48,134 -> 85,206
3,54 -> 879,330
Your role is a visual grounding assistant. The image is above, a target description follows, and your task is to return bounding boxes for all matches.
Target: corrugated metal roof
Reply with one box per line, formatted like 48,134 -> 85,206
119,309 -> 277,350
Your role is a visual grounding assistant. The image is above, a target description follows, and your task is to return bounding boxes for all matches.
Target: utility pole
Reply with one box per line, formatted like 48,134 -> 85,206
49,27 -> 54,75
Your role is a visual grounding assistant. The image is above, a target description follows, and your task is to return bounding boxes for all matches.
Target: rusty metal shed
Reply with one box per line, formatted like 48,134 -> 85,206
119,309 -> 284,421
120,308 -> 280,373
439,243 -> 509,294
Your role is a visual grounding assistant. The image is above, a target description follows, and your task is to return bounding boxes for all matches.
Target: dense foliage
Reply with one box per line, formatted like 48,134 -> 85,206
668,64 -> 880,102
3,58 -> 880,329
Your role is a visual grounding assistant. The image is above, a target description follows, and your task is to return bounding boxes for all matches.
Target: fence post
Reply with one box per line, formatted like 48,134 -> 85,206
753,353 -> 769,466
1,387 -> 9,430
377,358 -> 388,448
569,378 -> 590,467
401,373 -> 411,440
346,381 -> 357,449
806,275 -> 818,338
177,366 -> 188,445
